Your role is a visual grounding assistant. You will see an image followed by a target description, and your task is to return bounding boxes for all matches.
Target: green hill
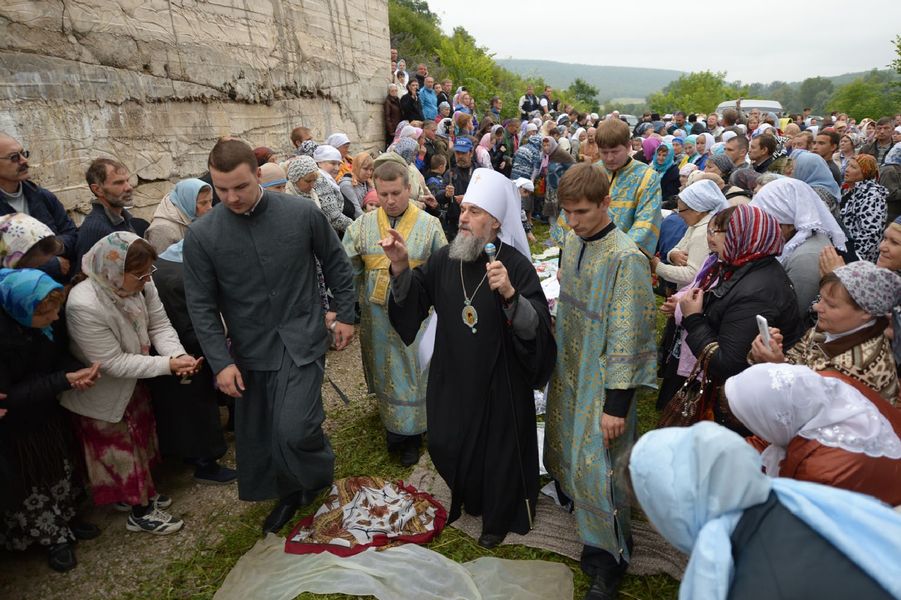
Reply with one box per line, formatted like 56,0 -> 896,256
497,59 -> 684,101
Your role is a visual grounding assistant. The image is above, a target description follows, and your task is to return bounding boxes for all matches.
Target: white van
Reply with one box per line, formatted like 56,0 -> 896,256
715,99 -> 784,117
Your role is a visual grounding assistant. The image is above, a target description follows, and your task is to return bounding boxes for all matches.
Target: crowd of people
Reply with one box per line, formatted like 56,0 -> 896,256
1,46 -> 901,600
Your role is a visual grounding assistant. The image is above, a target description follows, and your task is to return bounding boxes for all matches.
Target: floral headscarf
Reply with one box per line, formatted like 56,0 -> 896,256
82,232 -> 151,352
0,267 -> 62,339
0,213 -> 56,268
391,138 -> 419,165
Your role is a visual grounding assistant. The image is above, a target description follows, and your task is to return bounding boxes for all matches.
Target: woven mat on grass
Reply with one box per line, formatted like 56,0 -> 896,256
408,455 -> 687,581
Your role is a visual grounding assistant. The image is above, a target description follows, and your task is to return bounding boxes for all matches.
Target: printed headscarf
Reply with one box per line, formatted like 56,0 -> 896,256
885,144 -> 901,167
297,140 -> 318,158
286,156 -> 319,184
0,267 -> 62,339
0,213 -> 56,268
833,261 -> 901,316
82,232 -> 151,351
390,138 -> 419,165
721,204 -> 784,268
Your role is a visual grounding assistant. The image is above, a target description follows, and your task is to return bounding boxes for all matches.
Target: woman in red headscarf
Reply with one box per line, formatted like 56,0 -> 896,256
678,204 -> 805,432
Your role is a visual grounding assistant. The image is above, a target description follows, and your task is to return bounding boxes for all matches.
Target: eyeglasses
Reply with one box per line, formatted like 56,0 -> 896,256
2,150 -> 29,163
128,265 -> 157,281
706,228 -> 727,236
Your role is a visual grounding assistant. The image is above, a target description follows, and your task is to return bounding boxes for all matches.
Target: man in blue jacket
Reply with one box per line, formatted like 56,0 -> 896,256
0,133 -> 78,281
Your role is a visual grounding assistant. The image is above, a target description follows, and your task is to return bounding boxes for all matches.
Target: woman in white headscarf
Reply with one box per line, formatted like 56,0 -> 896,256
629,421 -> 901,600
751,177 -> 849,319
725,363 -> 901,505
653,180 -> 730,288
693,132 -> 715,170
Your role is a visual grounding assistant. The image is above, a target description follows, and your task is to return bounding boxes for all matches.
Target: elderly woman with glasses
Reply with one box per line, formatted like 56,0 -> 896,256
62,233 -> 203,536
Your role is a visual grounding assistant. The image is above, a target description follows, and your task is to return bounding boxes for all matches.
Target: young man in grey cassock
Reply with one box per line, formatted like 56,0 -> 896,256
183,139 -> 356,534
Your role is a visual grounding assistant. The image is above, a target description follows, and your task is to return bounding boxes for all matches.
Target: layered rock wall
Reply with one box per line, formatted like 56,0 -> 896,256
0,0 -> 390,219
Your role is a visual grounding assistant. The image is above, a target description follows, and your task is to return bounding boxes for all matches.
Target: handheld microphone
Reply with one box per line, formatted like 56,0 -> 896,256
485,242 -> 497,264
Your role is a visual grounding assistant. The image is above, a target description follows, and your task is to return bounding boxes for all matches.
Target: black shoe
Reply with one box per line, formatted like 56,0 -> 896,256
262,494 -> 300,534
477,532 -> 506,549
299,487 -> 328,507
193,461 -> 237,485
70,520 -> 101,541
48,542 -> 77,572
583,572 -> 623,600
400,444 -> 420,467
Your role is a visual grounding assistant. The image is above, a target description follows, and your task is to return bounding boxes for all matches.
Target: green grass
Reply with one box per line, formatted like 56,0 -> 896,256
128,223 -> 679,600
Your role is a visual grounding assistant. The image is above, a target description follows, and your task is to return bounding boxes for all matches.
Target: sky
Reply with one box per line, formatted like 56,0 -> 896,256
434,1 -> 900,83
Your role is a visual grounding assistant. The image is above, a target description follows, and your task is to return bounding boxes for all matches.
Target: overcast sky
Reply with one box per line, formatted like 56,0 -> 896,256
435,1 -> 900,83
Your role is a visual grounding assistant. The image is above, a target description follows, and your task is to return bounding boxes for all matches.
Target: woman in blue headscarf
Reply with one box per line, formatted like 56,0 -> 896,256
151,197 -> 234,485
0,268 -> 101,572
790,150 -> 843,219
629,421 -> 901,600
145,178 -> 213,254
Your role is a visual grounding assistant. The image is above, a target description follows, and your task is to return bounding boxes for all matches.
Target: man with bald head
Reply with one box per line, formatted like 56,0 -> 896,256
0,132 -> 77,281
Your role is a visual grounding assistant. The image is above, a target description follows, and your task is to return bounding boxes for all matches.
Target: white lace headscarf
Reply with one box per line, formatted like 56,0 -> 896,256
750,177 -> 847,262
725,363 -> 901,476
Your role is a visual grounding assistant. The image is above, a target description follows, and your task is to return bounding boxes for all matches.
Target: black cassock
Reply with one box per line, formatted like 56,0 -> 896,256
389,241 -> 556,535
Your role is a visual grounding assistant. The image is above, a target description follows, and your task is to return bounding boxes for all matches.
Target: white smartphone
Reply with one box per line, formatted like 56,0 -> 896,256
756,315 -> 771,346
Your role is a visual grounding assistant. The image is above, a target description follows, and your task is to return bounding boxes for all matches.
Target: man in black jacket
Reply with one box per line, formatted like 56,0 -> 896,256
435,137 -> 475,240
0,133 -> 78,281
75,158 -> 141,271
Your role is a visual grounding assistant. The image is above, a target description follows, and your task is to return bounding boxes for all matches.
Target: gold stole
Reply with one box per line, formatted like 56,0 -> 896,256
360,204 -> 424,305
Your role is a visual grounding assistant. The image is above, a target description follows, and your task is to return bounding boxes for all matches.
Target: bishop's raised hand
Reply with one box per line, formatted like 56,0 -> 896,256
379,228 -> 410,274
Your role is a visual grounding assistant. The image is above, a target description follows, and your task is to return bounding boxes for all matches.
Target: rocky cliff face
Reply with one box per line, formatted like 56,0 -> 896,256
0,0 -> 390,219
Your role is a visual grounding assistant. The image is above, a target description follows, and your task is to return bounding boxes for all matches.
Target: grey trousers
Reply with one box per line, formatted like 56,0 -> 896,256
235,350 -> 334,501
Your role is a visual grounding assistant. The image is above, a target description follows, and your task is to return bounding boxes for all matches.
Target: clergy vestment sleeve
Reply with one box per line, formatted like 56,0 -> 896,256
311,207 -> 356,324
182,228 -> 233,374
388,252 -> 437,346
603,251 -> 658,393
502,294 -> 539,341
629,170 -> 662,257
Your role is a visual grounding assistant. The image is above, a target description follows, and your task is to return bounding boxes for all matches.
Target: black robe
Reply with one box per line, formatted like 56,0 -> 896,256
148,257 -> 227,460
389,241 -> 556,535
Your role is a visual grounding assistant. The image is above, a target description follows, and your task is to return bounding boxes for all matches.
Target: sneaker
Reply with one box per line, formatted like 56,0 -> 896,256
125,508 -> 184,535
113,494 -> 172,513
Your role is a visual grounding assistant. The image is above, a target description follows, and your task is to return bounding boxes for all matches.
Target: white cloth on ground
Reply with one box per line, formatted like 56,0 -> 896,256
214,534 -> 574,600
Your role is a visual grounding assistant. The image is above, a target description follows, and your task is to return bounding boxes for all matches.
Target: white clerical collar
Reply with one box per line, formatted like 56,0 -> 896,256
243,185 -> 265,216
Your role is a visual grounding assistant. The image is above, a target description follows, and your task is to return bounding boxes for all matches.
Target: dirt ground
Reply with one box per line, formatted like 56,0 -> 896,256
0,341 -> 368,600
